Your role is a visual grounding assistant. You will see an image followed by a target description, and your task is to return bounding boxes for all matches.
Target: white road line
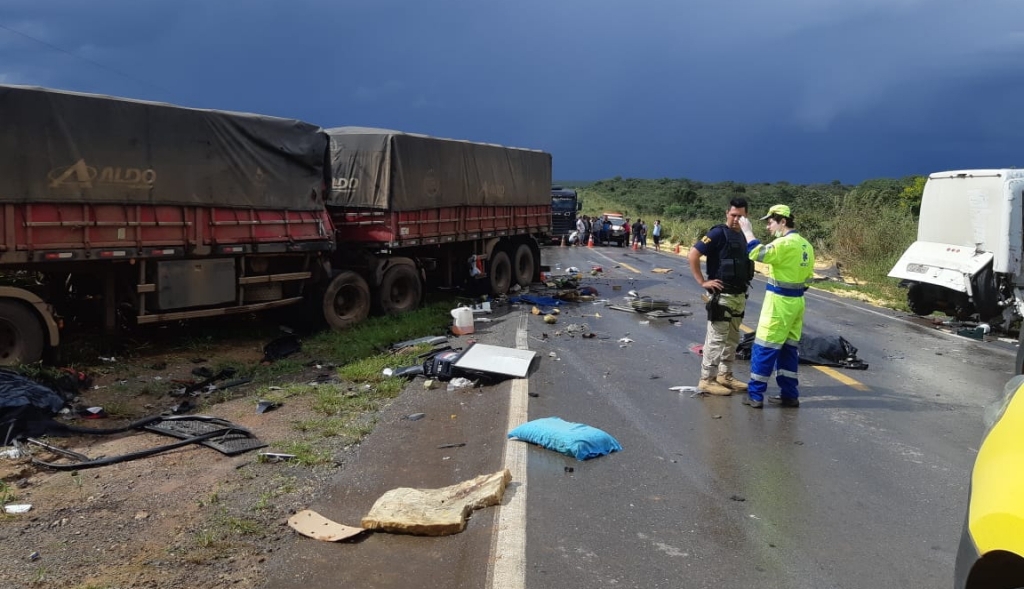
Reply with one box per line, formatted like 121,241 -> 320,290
487,312 -> 530,589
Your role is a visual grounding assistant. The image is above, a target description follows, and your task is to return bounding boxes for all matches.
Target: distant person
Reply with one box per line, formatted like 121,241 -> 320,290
631,218 -> 642,248
623,218 -> 631,247
639,219 -> 648,249
737,204 -> 815,409
652,220 -> 662,251
575,216 -> 587,247
688,198 -> 754,396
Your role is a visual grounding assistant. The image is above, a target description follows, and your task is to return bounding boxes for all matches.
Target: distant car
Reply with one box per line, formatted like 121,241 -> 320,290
955,374 -> 1024,588
607,218 -> 628,247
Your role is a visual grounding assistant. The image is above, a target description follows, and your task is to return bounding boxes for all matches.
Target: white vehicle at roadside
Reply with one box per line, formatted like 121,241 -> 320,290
888,170 -> 1024,369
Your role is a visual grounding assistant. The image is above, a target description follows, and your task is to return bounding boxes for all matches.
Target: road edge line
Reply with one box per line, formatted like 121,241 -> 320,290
487,311 -> 530,589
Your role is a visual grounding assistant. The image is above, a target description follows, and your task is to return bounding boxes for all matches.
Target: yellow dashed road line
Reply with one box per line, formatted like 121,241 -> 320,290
618,261 -> 641,274
810,365 -> 870,390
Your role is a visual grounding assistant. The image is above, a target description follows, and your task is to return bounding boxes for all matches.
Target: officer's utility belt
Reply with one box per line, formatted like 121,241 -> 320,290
705,292 -> 745,322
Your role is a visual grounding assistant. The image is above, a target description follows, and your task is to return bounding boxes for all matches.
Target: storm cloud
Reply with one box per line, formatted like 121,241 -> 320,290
1,0 -> 1021,182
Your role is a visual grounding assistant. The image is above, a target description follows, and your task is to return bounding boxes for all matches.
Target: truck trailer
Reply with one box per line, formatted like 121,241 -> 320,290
0,86 -> 551,365
324,127 -> 551,325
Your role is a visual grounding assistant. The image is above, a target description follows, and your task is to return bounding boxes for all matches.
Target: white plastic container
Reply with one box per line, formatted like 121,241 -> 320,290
451,307 -> 475,335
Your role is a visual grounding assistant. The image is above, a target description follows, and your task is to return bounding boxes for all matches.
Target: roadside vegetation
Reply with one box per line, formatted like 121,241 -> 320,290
571,175 -> 925,309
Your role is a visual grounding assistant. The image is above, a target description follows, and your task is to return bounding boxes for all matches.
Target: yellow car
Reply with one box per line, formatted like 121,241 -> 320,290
955,374 -> 1024,588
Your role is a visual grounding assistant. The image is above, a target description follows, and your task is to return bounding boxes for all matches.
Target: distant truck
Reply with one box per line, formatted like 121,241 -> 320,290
0,86 -> 551,365
888,170 -> 1024,366
550,186 -> 581,244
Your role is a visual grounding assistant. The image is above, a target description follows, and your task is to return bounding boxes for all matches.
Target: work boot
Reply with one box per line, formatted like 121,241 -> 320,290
698,378 -> 732,396
741,396 -> 763,409
768,395 -> 800,408
717,373 -> 749,392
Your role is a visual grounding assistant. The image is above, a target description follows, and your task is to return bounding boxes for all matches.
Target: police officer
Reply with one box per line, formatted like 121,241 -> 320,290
737,204 -> 815,408
688,198 -> 754,396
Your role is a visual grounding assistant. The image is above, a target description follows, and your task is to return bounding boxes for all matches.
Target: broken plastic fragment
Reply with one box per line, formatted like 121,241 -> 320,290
258,452 -> 296,463
4,504 -> 32,514
288,509 -> 364,541
618,337 -> 634,343
256,400 -> 281,414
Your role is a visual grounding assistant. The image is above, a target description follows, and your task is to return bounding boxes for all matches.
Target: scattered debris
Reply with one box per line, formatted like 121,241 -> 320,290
361,469 -> 511,536
4,504 -> 32,514
256,400 -> 281,414
651,268 -> 673,274
404,413 -> 426,421
288,509 -> 365,542
436,443 -> 466,449
453,343 -> 538,378
669,386 -> 698,393
446,377 -> 474,391
389,335 -> 448,351
262,334 -> 302,362
257,452 -> 296,463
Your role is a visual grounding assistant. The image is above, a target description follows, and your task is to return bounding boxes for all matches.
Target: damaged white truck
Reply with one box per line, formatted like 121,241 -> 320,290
888,169 -> 1024,370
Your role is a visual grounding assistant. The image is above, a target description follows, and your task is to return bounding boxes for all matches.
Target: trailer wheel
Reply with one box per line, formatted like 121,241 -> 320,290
513,243 -> 536,287
489,250 -> 513,295
323,271 -> 371,330
0,300 -> 45,366
379,264 -> 422,315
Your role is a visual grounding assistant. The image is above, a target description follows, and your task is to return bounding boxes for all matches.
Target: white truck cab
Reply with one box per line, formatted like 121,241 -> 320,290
889,170 -> 1024,341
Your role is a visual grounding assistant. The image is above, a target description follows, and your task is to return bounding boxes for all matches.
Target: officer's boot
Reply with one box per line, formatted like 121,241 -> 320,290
717,373 -> 749,392
698,378 -> 732,396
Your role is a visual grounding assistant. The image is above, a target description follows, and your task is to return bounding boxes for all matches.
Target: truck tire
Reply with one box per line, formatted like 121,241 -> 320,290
907,283 -> 936,316
513,243 -> 536,287
323,271 -> 371,330
488,250 -> 513,295
0,300 -> 45,366
378,264 -> 422,315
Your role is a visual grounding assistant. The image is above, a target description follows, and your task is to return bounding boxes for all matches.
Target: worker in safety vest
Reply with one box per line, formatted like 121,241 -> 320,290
737,204 -> 815,409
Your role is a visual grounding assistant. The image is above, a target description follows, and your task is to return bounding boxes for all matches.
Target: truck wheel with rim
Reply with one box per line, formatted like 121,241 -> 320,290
513,243 -> 536,287
322,271 -> 371,330
488,250 -> 512,295
378,264 -> 422,315
0,299 -> 45,366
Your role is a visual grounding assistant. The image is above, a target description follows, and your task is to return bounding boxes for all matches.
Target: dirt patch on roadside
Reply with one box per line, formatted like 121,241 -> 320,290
0,329 -> 377,589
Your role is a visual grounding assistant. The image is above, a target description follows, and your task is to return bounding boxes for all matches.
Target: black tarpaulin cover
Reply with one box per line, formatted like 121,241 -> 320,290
0,85 -> 328,210
325,127 -> 552,211
0,369 -> 68,444
736,333 -> 869,369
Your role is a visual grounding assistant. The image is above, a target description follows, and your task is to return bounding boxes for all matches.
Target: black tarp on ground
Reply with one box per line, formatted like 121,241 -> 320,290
736,332 -> 869,369
0,370 -> 69,444
0,85 -> 328,210
325,127 -> 552,211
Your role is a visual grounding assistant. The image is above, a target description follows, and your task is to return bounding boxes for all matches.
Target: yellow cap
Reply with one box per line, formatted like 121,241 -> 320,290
760,204 -> 791,220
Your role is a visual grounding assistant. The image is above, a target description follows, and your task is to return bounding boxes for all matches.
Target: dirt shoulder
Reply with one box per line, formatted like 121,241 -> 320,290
0,328 -> 418,589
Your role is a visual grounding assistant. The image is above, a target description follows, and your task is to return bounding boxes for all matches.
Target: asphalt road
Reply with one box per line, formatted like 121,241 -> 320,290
524,243 -> 1011,589
263,243 -> 1014,589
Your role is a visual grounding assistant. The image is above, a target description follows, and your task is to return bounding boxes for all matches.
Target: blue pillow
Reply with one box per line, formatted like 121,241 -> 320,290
508,417 -> 622,461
